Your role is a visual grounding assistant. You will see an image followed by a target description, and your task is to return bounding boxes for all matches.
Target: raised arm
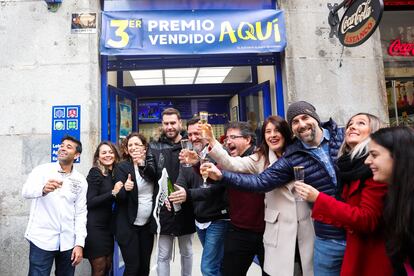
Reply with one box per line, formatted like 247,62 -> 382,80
219,157 -> 293,193
310,178 -> 388,233
208,143 -> 263,174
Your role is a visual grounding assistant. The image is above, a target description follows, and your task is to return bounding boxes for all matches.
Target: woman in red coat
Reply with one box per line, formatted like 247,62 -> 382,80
295,113 -> 393,276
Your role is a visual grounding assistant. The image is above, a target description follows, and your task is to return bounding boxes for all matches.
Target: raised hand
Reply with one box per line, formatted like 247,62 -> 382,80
42,178 -> 63,195
179,149 -> 199,165
294,181 -> 319,202
200,162 -> 223,181
131,148 -> 146,165
199,123 -> 215,145
124,174 -> 134,191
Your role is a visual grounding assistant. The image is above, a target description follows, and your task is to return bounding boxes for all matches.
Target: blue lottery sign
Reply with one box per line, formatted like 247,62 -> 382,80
101,9 -> 286,55
51,105 -> 81,163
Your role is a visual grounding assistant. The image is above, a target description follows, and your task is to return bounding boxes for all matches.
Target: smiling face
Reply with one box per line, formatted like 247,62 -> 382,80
365,140 -> 394,184
264,122 -> 285,156
57,139 -> 80,165
291,114 -> 322,146
98,144 -> 116,170
225,128 -> 251,157
345,114 -> 371,149
187,123 -> 204,152
162,114 -> 182,143
127,136 -> 145,157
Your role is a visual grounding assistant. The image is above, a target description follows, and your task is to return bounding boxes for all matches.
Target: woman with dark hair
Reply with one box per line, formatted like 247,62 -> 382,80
365,126 -> 414,275
200,115 -> 315,276
113,132 -> 158,276
295,113 -> 394,276
84,141 -> 122,276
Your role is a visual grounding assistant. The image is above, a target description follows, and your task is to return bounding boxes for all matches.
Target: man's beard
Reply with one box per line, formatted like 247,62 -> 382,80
164,129 -> 180,140
299,127 -> 316,144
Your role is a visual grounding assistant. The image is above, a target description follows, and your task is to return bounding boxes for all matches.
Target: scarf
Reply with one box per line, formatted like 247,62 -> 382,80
337,153 -> 372,184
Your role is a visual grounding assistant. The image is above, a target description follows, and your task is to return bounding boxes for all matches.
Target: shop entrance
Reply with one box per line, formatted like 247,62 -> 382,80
101,54 -> 283,145
101,54 -> 283,275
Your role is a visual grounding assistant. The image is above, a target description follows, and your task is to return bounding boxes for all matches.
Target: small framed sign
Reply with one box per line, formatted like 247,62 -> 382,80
71,13 -> 97,34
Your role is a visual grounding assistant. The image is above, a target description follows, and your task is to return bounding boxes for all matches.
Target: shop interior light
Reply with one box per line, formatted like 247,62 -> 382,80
129,66 -> 236,86
165,68 -> 197,78
195,76 -> 227,84
198,67 -> 232,77
165,77 -> 195,85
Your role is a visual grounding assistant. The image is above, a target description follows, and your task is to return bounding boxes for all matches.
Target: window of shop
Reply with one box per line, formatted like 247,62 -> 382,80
380,5 -> 414,126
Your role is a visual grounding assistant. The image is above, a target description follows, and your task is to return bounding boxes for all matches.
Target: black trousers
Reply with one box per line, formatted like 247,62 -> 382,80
222,224 -> 269,276
118,223 -> 154,276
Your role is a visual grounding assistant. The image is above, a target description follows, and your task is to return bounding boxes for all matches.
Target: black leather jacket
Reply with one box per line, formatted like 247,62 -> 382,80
149,133 -> 196,236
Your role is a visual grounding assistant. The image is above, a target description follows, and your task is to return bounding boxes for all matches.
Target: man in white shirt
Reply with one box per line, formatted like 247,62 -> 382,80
22,135 -> 87,276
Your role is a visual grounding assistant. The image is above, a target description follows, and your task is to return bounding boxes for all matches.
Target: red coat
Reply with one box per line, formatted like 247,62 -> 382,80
312,177 -> 393,276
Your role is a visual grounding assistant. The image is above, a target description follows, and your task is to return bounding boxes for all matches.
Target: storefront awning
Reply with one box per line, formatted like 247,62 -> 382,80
100,9 -> 286,56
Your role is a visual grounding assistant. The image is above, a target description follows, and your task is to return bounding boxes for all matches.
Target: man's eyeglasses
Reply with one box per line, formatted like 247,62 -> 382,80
224,135 -> 244,142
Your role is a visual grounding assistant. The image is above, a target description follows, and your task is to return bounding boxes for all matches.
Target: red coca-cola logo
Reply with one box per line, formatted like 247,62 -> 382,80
388,39 -> 414,56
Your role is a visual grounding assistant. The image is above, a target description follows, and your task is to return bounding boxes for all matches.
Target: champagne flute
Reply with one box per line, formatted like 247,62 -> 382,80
180,139 -> 193,167
293,166 -> 305,201
199,111 -> 209,139
200,158 -> 211,188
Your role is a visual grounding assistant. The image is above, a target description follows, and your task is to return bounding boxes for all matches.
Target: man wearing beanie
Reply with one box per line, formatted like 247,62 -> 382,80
207,101 -> 346,276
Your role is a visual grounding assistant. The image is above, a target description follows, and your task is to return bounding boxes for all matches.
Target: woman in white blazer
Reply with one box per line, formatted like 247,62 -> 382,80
204,116 -> 315,276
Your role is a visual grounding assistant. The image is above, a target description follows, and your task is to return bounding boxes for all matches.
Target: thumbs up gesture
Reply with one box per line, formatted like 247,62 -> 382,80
124,174 -> 134,191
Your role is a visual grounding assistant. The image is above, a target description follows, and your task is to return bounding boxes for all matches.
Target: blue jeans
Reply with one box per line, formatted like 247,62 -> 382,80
313,237 -> 346,276
197,220 -> 229,276
28,242 -> 75,276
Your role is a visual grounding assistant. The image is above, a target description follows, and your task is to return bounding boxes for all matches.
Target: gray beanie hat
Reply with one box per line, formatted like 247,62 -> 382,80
286,101 -> 321,127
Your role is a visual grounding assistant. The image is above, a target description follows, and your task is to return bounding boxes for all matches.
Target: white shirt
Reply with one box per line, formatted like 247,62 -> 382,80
22,162 -> 88,251
133,165 -> 153,226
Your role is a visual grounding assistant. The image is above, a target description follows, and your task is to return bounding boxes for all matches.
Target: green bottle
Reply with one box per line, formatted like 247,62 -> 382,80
167,177 -> 181,212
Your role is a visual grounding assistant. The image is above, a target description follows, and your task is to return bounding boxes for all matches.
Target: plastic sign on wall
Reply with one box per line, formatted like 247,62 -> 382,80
51,105 -> 81,163
100,10 -> 286,55
338,0 -> 384,47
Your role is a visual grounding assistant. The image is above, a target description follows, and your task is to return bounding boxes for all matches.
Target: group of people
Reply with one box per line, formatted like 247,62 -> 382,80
21,102 -> 414,276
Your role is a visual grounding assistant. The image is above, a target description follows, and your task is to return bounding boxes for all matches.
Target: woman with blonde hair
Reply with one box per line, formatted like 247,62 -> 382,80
295,113 -> 393,276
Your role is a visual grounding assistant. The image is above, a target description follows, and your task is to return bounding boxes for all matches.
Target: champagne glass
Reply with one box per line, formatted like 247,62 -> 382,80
293,166 -> 305,201
200,158 -> 211,188
134,147 -> 146,167
180,139 -> 193,167
199,111 -> 209,139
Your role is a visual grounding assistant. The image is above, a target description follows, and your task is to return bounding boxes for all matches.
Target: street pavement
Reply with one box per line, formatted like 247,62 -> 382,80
149,234 -> 262,276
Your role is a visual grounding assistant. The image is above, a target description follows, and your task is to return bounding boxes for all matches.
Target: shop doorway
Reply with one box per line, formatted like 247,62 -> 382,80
102,54 -> 283,145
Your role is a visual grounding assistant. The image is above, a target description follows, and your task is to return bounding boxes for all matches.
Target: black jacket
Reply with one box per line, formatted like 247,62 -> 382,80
220,119 -> 346,240
112,152 -> 158,245
176,163 -> 229,223
149,133 -> 196,236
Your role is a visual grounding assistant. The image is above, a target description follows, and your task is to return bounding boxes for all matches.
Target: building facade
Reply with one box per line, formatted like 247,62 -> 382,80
0,0 -> 394,275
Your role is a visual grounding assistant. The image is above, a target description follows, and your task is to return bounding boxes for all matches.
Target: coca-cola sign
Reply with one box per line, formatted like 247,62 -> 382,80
338,0 -> 384,47
388,39 -> 414,56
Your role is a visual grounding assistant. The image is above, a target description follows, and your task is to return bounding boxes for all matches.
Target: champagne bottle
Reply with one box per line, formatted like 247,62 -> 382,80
167,177 -> 181,212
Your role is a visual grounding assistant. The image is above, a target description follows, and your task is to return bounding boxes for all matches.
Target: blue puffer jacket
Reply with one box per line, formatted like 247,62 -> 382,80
220,118 -> 346,240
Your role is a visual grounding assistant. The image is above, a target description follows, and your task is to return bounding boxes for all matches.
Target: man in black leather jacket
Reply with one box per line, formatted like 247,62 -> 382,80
170,117 -> 229,276
204,101 -> 347,276
149,108 -> 195,276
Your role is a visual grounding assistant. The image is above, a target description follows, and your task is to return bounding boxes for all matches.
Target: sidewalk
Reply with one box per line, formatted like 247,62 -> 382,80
149,234 -> 262,276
